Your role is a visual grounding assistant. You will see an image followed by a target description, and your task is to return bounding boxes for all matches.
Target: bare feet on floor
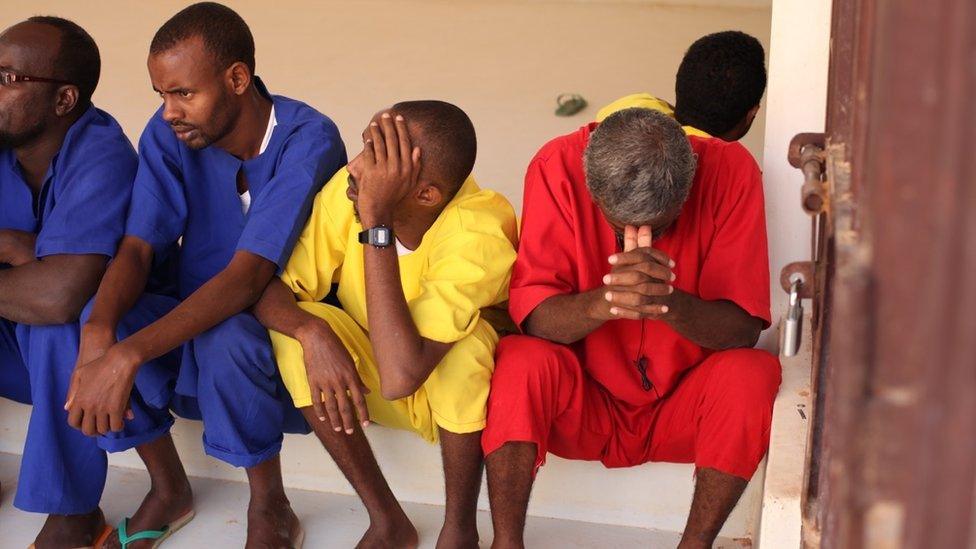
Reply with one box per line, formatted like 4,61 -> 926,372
32,508 -> 107,549
435,523 -> 480,549
246,494 -> 303,548
356,516 -> 419,549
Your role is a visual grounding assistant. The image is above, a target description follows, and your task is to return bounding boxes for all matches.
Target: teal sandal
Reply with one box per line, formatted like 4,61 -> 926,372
114,510 -> 195,548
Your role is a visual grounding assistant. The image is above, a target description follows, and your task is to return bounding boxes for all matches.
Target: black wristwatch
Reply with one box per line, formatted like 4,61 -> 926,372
358,225 -> 394,248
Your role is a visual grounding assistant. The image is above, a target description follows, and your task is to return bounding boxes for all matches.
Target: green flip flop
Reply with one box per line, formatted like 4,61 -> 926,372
114,510 -> 195,548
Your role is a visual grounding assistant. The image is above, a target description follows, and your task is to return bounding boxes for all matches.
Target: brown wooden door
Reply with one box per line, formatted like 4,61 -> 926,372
801,0 -> 976,547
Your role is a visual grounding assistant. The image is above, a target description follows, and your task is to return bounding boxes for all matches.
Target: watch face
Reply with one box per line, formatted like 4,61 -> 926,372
375,229 -> 390,246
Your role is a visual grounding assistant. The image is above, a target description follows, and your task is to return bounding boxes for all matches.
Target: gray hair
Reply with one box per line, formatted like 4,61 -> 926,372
584,108 -> 697,225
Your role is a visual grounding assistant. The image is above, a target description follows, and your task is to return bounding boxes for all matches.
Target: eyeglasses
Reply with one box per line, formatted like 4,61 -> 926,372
0,69 -> 73,87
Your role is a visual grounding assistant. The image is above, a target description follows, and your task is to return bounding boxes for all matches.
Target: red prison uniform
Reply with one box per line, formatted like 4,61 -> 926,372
482,123 -> 781,480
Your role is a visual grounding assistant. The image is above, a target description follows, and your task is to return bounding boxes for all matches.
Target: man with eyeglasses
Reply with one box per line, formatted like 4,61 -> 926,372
65,2 -> 345,546
0,16 -> 162,548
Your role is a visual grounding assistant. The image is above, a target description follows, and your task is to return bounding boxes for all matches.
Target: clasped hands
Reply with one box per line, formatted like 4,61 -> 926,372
595,225 -> 678,321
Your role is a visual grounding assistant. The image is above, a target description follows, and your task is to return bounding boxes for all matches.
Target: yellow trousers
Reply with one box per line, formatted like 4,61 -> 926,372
270,302 -> 497,443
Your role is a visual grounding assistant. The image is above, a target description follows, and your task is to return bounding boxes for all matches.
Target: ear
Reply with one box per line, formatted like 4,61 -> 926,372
415,183 -> 445,209
746,103 -> 761,122
227,61 -> 252,96
54,85 -> 79,117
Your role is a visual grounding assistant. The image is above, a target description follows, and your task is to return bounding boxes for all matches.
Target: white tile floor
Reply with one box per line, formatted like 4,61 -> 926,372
0,452 -> 748,548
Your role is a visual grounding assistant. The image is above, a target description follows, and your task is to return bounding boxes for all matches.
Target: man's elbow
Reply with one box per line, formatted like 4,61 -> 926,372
741,328 -> 761,349
726,321 -> 762,350
379,374 -> 424,401
35,292 -> 86,324
523,316 -> 573,345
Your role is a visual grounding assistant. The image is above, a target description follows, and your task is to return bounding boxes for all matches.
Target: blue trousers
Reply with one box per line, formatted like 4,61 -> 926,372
126,294 -> 308,468
0,293 -> 178,514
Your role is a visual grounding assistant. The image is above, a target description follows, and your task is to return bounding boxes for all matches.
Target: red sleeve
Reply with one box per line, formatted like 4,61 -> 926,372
508,154 -> 579,328
697,145 -> 772,327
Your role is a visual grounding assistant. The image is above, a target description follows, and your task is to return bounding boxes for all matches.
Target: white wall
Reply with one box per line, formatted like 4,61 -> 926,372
757,0 -> 832,352
5,0 -> 771,203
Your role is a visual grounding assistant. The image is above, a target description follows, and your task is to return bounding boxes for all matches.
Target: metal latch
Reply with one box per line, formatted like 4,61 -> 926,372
783,275 -> 804,357
780,261 -> 814,357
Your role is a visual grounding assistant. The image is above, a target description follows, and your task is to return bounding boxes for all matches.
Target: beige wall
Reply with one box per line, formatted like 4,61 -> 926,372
7,0 -> 770,210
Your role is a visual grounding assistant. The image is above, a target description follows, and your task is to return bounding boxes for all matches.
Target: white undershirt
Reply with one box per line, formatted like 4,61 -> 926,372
240,105 -> 277,215
395,238 -> 412,257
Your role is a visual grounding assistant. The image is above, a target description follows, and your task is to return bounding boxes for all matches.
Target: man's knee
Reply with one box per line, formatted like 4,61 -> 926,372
705,348 -> 781,406
195,312 -> 273,378
492,335 -> 579,391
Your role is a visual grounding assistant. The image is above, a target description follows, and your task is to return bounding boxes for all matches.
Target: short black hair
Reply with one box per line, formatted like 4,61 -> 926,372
150,2 -> 255,74
674,30 -> 767,136
391,100 -> 477,196
27,16 -> 100,109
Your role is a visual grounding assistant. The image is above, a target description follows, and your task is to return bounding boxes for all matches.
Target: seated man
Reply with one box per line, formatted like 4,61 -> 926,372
254,101 -> 517,548
65,3 -> 345,546
597,30 -> 767,141
483,108 -> 781,549
0,16 -> 170,548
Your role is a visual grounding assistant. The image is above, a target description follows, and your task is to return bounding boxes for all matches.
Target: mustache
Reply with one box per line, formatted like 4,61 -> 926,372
170,122 -> 196,132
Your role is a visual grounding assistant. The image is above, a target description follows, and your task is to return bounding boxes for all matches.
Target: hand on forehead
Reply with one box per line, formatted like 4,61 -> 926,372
363,108 -> 423,144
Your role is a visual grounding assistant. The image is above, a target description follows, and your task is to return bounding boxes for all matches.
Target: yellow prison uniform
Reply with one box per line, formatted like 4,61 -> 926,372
271,167 -> 518,443
596,93 -> 712,138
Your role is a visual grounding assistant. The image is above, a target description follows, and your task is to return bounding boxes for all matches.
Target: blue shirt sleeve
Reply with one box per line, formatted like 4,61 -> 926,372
35,126 -> 138,259
125,114 -> 188,255
236,119 -> 346,270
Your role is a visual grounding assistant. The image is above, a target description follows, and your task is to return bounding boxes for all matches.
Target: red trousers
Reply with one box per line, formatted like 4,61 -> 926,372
482,335 -> 781,480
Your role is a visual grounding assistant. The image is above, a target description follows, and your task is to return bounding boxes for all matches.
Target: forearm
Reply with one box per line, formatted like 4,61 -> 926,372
361,238 -> 432,392
0,255 -> 107,324
116,253 -> 275,368
83,237 -> 153,334
664,290 -> 762,349
253,277 -> 333,341
524,288 -> 610,344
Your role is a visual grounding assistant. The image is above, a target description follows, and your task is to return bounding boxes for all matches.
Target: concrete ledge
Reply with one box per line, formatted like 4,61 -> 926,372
757,310 -> 814,548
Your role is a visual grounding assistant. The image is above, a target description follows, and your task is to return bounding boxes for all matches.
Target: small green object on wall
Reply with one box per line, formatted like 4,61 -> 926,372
555,93 -> 588,117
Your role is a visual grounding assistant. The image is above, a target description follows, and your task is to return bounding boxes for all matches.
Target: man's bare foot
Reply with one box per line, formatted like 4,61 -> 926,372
435,523 -> 479,549
103,479 -> 193,549
246,493 -> 302,548
32,508 -> 106,549
356,516 -> 419,549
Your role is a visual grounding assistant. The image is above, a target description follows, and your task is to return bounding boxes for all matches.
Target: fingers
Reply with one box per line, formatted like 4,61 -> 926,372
334,389 -> 357,434
604,262 -> 674,286
367,120 -> 386,164
64,376 -> 78,410
363,137 -> 376,166
395,114 -> 412,164
637,225 -> 653,248
395,114 -> 422,186
96,412 -> 109,435
609,247 -> 675,269
348,378 -> 371,430
607,303 -> 669,320
604,288 -> 673,309
623,225 -> 638,252
67,402 -> 83,430
379,113 -> 400,172
322,389 -> 343,433
311,382 -> 328,423
81,410 -> 97,437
